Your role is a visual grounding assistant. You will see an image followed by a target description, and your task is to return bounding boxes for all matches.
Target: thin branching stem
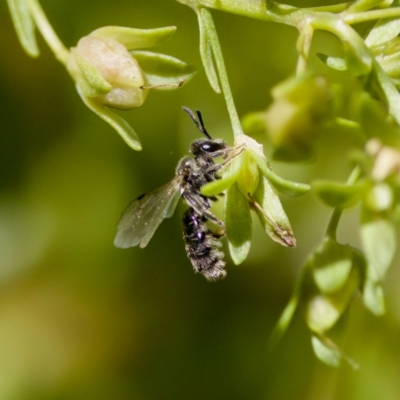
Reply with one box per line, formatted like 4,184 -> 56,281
27,0 -> 70,64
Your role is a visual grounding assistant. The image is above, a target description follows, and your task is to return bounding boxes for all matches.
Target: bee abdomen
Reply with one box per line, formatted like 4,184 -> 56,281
182,208 -> 226,281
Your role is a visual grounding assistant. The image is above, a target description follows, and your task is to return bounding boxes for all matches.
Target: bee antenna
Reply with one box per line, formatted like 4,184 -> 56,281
182,106 -> 212,139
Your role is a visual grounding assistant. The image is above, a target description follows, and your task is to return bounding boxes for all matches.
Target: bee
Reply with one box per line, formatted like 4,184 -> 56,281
114,107 -> 230,280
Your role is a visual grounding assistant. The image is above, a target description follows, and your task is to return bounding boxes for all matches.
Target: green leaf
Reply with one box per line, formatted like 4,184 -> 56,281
225,184 -> 252,265
354,92 -> 400,146
305,266 -> 359,333
311,336 -> 342,367
252,151 -> 310,197
201,151 -> 245,196
197,8 -> 220,93
253,177 -> 296,247
312,180 -> 364,208
365,12 -> 400,48
241,111 -> 267,136
269,265 -> 306,348
317,53 -> 347,71
363,278 -> 386,315
360,209 -> 397,281
76,85 -> 142,151
131,51 -> 196,89
312,239 -> 353,294
72,52 -> 113,97
348,0 -> 392,13
90,26 -> 177,50
7,0 -> 39,57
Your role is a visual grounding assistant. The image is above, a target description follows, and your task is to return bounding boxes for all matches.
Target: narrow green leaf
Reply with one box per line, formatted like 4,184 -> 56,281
363,278 -> 386,315
7,0 -> 39,57
312,180 -> 364,208
311,336 -> 342,367
90,26 -> 177,50
269,294 -> 299,348
197,9 -> 221,93
360,210 -> 397,280
312,239 -> 353,294
253,177 -> 296,247
252,151 -> 310,197
317,53 -> 347,71
131,51 -> 196,89
73,52 -> 113,97
76,85 -> 142,151
201,151 -> 245,196
365,12 -> 400,48
225,184 -> 252,265
348,0 -> 391,13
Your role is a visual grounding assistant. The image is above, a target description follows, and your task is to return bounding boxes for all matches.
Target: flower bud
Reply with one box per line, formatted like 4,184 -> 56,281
68,35 -> 147,110
265,73 -> 333,161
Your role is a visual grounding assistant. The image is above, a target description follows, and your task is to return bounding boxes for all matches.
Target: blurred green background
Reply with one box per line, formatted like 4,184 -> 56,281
0,0 -> 399,399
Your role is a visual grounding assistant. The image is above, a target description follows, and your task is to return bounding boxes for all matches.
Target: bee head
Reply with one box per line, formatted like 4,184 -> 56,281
190,138 -> 228,158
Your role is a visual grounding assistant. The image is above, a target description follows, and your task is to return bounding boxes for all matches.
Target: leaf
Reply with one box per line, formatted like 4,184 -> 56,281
317,53 -> 347,71
252,151 -> 310,197
360,210 -> 397,281
90,26 -> 177,50
225,184 -> 252,265
197,8 -> 220,93
348,0 -> 392,13
241,111 -> 267,136
269,265 -> 306,348
312,180 -> 364,208
311,336 -> 342,367
76,85 -> 142,151
131,51 -> 196,89
312,239 -> 354,294
201,151 -> 245,196
365,11 -> 400,48
354,91 -> 400,146
7,0 -> 39,57
363,278 -> 386,315
72,51 -> 113,97
253,177 -> 296,247
305,267 -> 359,333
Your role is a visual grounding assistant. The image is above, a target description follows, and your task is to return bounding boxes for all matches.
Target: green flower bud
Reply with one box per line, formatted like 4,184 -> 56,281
265,73 -> 333,161
65,26 -> 195,150
68,35 -> 147,110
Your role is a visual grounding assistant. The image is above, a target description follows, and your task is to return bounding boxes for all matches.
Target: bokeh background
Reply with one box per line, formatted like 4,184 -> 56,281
0,0 -> 399,399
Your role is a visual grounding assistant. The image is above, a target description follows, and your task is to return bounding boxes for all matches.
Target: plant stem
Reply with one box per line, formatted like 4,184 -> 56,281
325,165 -> 362,239
201,8 -> 244,138
296,23 -> 314,75
27,0 -> 69,65
343,8 -> 400,25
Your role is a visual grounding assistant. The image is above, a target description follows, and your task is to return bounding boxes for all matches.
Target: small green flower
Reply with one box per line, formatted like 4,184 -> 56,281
242,73 -> 334,161
201,135 -> 309,264
67,26 -> 196,150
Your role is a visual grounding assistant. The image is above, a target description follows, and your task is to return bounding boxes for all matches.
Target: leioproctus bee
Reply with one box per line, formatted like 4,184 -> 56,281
114,107 -> 230,280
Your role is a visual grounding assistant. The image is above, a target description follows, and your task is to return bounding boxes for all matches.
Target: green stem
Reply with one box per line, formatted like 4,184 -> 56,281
27,0 -> 70,64
200,8 -> 244,138
325,165 -> 362,239
343,7 -> 400,25
296,23 -> 314,75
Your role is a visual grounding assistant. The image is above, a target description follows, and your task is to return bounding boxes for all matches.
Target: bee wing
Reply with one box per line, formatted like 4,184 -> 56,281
114,177 -> 182,249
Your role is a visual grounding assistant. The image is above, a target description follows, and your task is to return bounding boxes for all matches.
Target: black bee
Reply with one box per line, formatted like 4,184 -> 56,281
114,107 -> 230,280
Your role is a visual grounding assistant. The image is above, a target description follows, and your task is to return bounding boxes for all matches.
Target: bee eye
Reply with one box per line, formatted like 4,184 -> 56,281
201,141 -> 225,153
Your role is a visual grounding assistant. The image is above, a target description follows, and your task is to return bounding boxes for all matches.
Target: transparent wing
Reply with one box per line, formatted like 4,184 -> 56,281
114,177 -> 182,249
